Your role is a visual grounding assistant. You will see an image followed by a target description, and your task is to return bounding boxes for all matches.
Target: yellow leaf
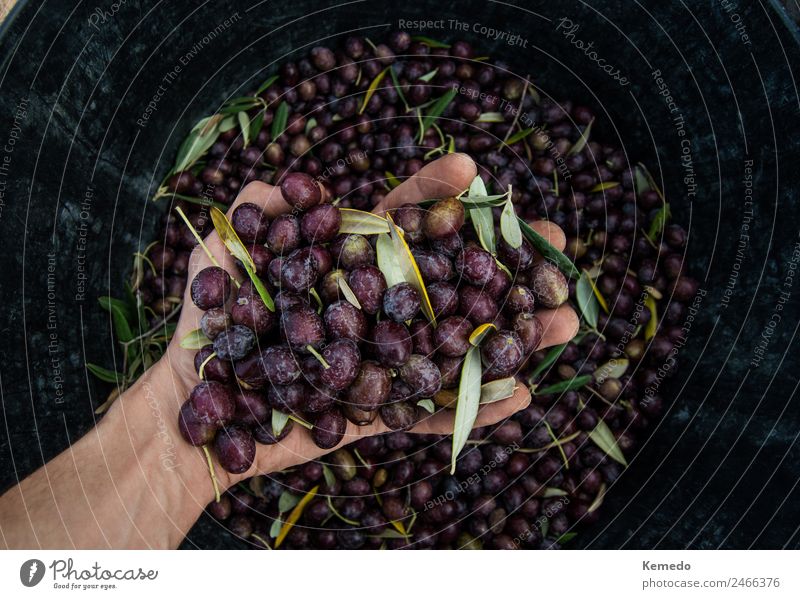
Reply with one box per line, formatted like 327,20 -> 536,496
390,519 -> 407,536
338,276 -> 362,309
386,213 -> 436,325
588,181 -> 620,193
469,322 -> 497,346
210,206 -> 255,271
275,485 -> 319,549
384,170 -> 401,189
339,208 -> 390,235
360,66 -> 390,114
179,328 -> 211,349
644,295 -> 658,340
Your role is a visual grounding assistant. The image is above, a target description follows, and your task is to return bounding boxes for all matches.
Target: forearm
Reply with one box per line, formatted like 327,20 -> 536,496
0,367 -> 213,549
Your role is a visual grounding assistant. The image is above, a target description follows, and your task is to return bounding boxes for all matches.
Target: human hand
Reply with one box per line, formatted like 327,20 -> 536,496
150,152 -> 579,492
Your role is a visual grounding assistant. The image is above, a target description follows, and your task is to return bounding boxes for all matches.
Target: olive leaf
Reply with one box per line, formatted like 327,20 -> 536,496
587,420 -> 628,466
174,207 -> 221,268
450,345 -> 482,474
269,518 -> 282,538
219,115 -> 237,132
418,88 -> 457,142
527,343 -> 566,384
644,295 -> 658,340
384,171 -> 401,189
99,296 -> 134,341
255,74 -> 279,96
585,269 -> 609,313
376,233 -> 405,287
501,127 -> 535,147
466,175 -> 497,254
588,181 -> 620,193
163,192 -> 228,212
419,68 -> 438,82
337,276 -> 362,310
86,363 -> 120,384
173,120 -> 222,173
576,271 -> 600,328
274,485 -> 319,549
500,196 -> 523,249
388,66 -> 410,112
479,377 -> 516,404
410,35 -> 451,48
594,358 -> 629,383
568,117 -> 594,156
468,174 -> 488,197
557,532 -> 578,544
533,375 -> 591,396
326,495 -> 360,526
469,322 -> 496,346
210,207 -> 275,311
361,66 -> 390,114
587,483 -> 607,513
249,110 -> 265,143
476,112 -> 504,123
278,491 -> 300,514
338,208 -> 390,235
517,218 -> 580,279
417,399 -> 435,413
542,487 -> 568,497
633,165 -> 651,195
321,463 -> 336,488
386,214 -> 437,325
270,101 -> 289,140
459,194 -> 508,206
648,202 -> 672,241
272,409 -> 290,437
544,421 -> 569,469
179,328 -> 211,349
237,111 -> 251,146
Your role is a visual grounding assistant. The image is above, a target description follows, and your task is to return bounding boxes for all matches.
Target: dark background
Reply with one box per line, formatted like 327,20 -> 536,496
0,0 -> 798,549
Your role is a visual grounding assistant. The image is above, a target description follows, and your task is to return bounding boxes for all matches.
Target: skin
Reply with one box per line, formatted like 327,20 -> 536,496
0,153 -> 578,548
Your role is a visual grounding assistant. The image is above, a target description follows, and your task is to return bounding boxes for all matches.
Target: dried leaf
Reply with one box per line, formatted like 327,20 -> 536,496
384,171 -> 401,189
274,485 -> 318,548
587,483 -> 607,513
588,181 -> 620,193
644,295 -> 658,340
338,276 -> 362,310
469,322 -> 496,346
338,208 -> 390,235
479,377 -> 516,404
450,346 -> 482,474
588,420 -> 627,466
360,66 -> 390,114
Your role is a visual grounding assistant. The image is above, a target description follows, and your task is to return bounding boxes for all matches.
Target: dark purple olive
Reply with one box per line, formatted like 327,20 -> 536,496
481,330 -> 525,377
324,300 -> 368,342
232,389 -> 270,426
459,285 -> 499,325
258,345 -> 301,385
231,202 -> 269,243
455,244 -> 497,286
199,307 -> 232,340
332,234 -> 375,269
412,250 -> 454,283
423,197 -> 465,239
372,320 -> 413,367
320,338 -> 361,390
346,360 -> 391,411
530,262 -> 569,308
427,281 -> 459,318
348,265 -> 387,315
194,345 -> 233,383
213,324 -> 256,361
266,214 -> 301,255
513,313 -> 544,354
433,316 -> 474,357
280,247 -> 319,292
190,266 -> 232,310
399,354 -> 442,398
382,283 -> 420,322
178,401 -> 217,446
312,408 -> 347,449
253,414 -> 294,445
231,287 -> 276,336
267,382 -> 306,412
301,204 -> 341,243
280,305 -> 325,352
281,172 -> 321,210
214,426 -> 255,474
189,381 -> 235,425
504,285 -> 536,315
380,401 -> 418,431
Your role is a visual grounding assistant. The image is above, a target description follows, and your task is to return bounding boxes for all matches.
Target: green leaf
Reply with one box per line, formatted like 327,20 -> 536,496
644,295 -> 658,340
101,299 -> 134,342
256,74 -> 279,96
502,127 -> 535,147
594,358 -> 629,383
98,295 -> 133,323
417,399 -> 435,414
517,218 -> 580,279
542,487 -> 568,497
468,174 -> 488,197
648,203 -> 672,240
179,328 -> 211,350
476,111 -> 504,123
470,206 -> 496,254
237,111 -> 251,146
275,486 -> 318,548
338,209 -> 390,235
479,377 -> 517,404
376,233 -> 405,288
418,88 -> 457,142
384,171 -> 402,189
272,409 -> 290,437
218,115 -> 237,132
269,518 -> 282,538
569,117 -> 594,156
419,68 -> 438,82
249,110 -> 265,143
557,532 -> 578,544
576,271 -> 600,328
321,463 -> 336,488
411,35 -> 451,48
388,66 -> 409,111
270,101 -> 289,140
534,375 -> 592,396
500,197 -> 522,249
527,343 -> 566,383
86,363 -> 120,384
451,346 -> 482,474
386,214 -> 437,325
278,491 -> 300,514
588,420 -> 628,466
633,165 -> 651,195
173,117 -> 222,173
